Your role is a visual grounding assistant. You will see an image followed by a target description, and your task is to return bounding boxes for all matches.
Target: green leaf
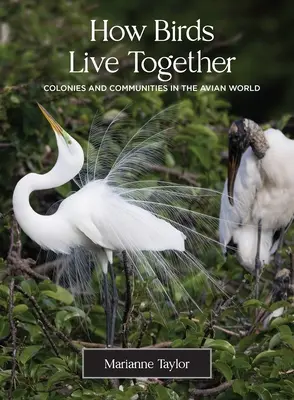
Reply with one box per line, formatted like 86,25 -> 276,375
0,371 -> 11,384
0,284 -> 9,297
270,316 -> 294,328
151,384 -> 180,399
214,360 -> 233,381
55,310 -> 70,330
13,304 -> 28,315
232,379 -> 247,397
171,339 -> 184,348
269,301 -> 289,312
20,279 -> 38,296
19,345 -> 42,364
41,286 -> 74,305
239,333 -> 257,352
277,114 -> 292,130
0,318 -> 9,337
232,357 -> 251,370
280,334 -> 294,348
249,386 -> 272,400
284,380 -> 294,392
243,299 -> 265,308
165,152 -> 176,168
45,357 -> 67,368
47,370 -> 74,389
253,350 -> 281,365
190,146 -> 212,169
204,339 -> 235,355
10,389 -> 27,399
278,325 -> 292,336
0,356 -> 11,367
269,333 -> 281,349
63,306 -> 87,321
10,94 -> 20,104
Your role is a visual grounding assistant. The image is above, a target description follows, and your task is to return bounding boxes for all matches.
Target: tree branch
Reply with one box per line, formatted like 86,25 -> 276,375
149,164 -> 199,186
72,340 -> 106,348
8,278 -> 17,400
15,285 -> 81,355
190,381 -> 232,397
35,312 -> 60,357
143,341 -> 172,348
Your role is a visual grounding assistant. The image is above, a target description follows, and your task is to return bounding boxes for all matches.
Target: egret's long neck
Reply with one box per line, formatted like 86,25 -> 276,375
12,147 -> 83,251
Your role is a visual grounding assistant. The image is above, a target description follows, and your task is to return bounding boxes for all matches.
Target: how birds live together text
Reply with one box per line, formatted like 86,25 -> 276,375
69,20 -> 237,82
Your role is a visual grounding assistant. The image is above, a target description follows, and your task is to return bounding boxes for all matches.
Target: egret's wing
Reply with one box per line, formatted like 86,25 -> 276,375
77,182 -> 185,252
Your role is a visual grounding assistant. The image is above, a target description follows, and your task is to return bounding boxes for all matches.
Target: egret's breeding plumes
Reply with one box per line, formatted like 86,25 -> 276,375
13,104 -> 225,346
220,119 -> 294,297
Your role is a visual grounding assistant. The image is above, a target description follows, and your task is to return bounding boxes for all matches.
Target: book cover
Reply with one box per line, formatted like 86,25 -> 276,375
1,2 -> 293,399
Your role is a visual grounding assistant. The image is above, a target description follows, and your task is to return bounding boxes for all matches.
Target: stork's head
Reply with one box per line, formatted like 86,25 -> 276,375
227,119 -> 267,206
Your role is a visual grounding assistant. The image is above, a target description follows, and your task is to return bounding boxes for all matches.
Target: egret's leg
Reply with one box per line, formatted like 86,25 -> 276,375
255,220 -> 262,299
109,263 -> 118,347
122,251 -> 132,347
103,271 -> 111,346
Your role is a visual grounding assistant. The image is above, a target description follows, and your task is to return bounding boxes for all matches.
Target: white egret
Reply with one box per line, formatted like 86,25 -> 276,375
219,119 -> 294,297
13,104 -> 222,345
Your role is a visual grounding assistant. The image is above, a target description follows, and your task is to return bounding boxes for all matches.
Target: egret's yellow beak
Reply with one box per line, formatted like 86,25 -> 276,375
38,103 -> 72,145
37,103 -> 63,135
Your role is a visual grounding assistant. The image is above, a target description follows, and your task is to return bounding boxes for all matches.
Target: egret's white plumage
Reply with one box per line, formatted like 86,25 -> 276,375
13,104 -> 223,318
220,122 -> 294,272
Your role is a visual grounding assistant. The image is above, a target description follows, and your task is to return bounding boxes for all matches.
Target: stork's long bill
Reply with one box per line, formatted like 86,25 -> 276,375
227,120 -> 250,206
228,150 -> 242,206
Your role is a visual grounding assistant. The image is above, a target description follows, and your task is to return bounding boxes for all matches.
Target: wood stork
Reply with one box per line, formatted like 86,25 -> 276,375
219,119 -> 294,297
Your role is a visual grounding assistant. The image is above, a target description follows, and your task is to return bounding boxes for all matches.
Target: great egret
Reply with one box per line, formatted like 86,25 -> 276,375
219,119 -> 294,297
13,104 -> 222,345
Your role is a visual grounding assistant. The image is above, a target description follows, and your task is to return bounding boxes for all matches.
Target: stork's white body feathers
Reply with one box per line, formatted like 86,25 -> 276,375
219,128 -> 294,271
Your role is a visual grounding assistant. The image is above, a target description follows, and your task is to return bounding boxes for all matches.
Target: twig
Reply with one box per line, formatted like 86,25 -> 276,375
35,312 -> 60,357
190,381 -> 232,397
213,325 -> 241,337
12,217 -> 21,257
143,341 -> 172,348
8,278 -> 17,400
15,285 -> 80,354
4,253 -> 47,282
280,369 -> 294,375
72,340 -> 174,349
290,250 -> 294,288
72,340 -> 106,348
202,33 -> 242,55
4,217 -> 47,282
0,143 -> 13,148
136,316 -> 149,348
34,258 -> 64,274
149,164 -> 199,186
